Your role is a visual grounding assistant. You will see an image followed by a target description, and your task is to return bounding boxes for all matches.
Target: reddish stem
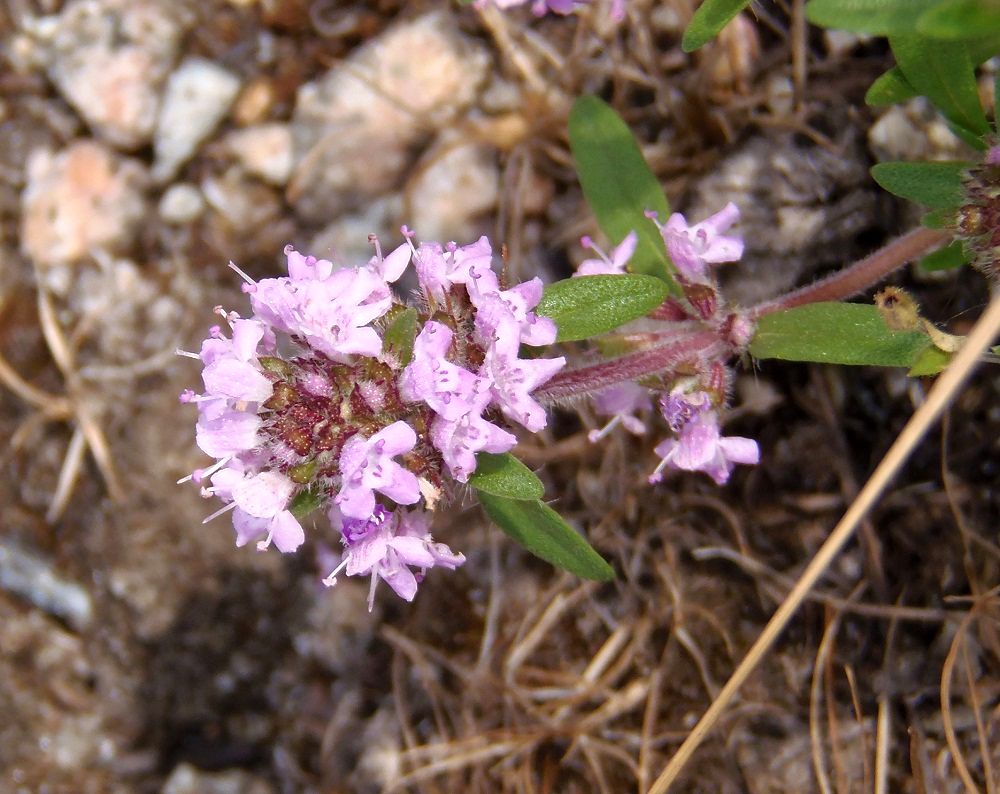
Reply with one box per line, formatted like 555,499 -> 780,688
534,330 -> 724,403
750,227 -> 948,317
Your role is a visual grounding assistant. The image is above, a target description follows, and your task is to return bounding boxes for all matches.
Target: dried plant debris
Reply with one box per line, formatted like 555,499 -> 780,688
0,1 -> 997,792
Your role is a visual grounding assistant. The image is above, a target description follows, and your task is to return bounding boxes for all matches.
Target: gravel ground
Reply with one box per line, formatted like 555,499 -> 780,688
1,1 -> 998,792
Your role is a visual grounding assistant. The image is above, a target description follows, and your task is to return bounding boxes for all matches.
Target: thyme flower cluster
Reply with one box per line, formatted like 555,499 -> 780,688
180,231 -> 564,609
576,203 -> 760,484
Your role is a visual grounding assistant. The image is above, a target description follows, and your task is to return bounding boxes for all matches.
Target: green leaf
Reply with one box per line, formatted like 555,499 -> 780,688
568,96 -> 674,284
289,487 -> 324,520
921,207 -> 955,228
537,274 -> 670,342
478,492 -> 614,581
749,302 -> 932,367
382,306 -> 418,366
806,0 -> 940,34
971,34 -> 1000,65
908,345 -> 952,376
870,161 -> 970,209
890,34 -> 989,143
917,0 -> 1000,39
682,0 -> 752,51
468,453 -> 544,501
918,240 -> 969,272
866,66 -> 918,105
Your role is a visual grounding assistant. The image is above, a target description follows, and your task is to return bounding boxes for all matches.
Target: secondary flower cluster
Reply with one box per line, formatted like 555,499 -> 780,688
577,203 -> 759,484
475,0 -> 625,20
180,231 -> 564,609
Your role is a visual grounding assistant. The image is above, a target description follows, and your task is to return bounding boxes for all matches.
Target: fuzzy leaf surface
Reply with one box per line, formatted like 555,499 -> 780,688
917,0 -> 1000,38
870,161 -> 969,209
890,34 -> 989,143
806,0 -> 939,33
568,96 -> 674,283
382,306 -> 418,367
865,66 -> 917,105
468,453 -> 544,501
538,275 -> 670,342
289,487 -> 324,520
478,492 -> 615,581
919,240 -> 969,272
750,302 -> 932,367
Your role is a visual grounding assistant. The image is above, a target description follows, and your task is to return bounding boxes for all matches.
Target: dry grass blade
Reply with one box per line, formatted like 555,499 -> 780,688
844,665 -> 874,792
809,608 -> 840,794
875,693 -> 891,794
965,630 -> 996,794
941,608 -> 983,793
875,610 -> 901,794
647,292 -> 1000,793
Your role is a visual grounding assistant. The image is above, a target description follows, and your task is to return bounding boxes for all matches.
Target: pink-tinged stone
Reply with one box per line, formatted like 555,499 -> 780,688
225,123 -> 294,187
288,12 -> 489,220
21,140 -> 148,275
36,0 -> 191,150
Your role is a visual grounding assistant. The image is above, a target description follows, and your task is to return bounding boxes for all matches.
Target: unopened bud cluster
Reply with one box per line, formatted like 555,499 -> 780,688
958,144 -> 1000,281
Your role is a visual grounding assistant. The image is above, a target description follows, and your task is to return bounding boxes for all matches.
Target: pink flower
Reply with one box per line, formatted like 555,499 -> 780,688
431,401 -> 517,482
324,506 -> 465,611
413,236 -> 493,302
574,231 -> 637,276
250,265 -> 389,361
199,319 -> 273,404
476,0 -> 614,17
399,322 -> 486,420
658,388 -> 711,432
335,421 -> 422,519
180,230 -> 569,602
284,247 -> 337,280
657,203 -> 743,283
232,508 -> 305,554
588,383 -> 651,442
649,411 -> 758,485
367,235 -> 412,283
469,270 -> 557,347
195,410 -> 262,458
205,467 -> 305,553
480,315 -> 565,432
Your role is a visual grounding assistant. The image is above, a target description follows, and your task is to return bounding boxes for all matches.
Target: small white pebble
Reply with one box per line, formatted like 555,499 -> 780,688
153,58 -> 242,183
158,183 -> 205,224
226,123 -> 293,186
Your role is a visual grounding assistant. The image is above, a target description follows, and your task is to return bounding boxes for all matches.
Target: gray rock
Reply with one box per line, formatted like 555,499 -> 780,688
868,98 -> 968,163
407,133 -> 499,242
153,58 -> 242,183
288,11 -> 489,221
158,183 -> 205,224
0,540 -> 92,630
225,123 -> 294,186
162,763 -> 273,794
27,0 -> 191,150
685,127 -> 883,304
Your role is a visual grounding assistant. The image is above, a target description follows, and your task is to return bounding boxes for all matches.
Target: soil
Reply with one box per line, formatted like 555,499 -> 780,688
1,1 -> 997,793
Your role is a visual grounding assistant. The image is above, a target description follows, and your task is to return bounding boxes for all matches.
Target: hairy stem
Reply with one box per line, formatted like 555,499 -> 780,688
751,227 -> 948,317
533,330 -> 724,403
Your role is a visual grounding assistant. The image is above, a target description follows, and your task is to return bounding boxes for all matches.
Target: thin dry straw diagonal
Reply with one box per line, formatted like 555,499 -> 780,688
648,290 -> 1000,794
